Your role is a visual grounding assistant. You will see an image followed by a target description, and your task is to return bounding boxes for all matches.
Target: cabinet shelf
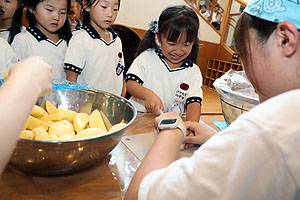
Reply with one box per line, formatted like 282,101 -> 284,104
204,59 -> 242,88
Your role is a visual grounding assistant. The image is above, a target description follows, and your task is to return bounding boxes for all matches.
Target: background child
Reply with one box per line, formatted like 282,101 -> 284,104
200,5 -> 210,20
126,5 -> 203,122
0,0 -> 25,43
11,0 -> 72,80
64,0 -> 126,97
0,37 -> 18,79
68,0 -> 82,30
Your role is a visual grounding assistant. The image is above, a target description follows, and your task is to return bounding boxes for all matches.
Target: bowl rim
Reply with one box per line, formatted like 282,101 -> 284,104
18,89 -> 137,143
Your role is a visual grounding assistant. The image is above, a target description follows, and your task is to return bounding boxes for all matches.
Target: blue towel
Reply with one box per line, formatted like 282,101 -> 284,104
212,120 -> 229,131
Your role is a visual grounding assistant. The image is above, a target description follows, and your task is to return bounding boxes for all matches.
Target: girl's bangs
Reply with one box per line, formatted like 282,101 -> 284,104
163,18 -> 197,43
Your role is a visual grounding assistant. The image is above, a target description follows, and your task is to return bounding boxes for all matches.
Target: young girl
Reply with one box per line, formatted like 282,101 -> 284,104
64,0 -> 125,97
0,37 -> 18,79
126,5 -> 203,122
0,0 -> 26,43
11,0 -> 72,80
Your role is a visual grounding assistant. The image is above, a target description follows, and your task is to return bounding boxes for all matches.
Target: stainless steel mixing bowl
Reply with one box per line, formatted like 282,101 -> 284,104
9,89 -> 137,176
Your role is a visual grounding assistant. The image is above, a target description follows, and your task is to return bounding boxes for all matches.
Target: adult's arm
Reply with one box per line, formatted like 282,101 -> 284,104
124,112 -> 184,200
0,56 -> 53,174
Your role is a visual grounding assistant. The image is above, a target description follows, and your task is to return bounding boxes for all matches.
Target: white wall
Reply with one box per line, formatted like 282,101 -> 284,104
114,0 -> 220,44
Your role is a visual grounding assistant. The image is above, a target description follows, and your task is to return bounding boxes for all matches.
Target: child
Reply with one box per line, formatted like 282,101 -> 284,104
68,0 -> 82,30
126,5 -> 203,122
0,0 -> 25,43
211,4 -> 221,30
125,0 -> 300,199
10,0 -> 72,80
64,0 -> 126,97
200,5 -> 210,20
0,37 -> 18,79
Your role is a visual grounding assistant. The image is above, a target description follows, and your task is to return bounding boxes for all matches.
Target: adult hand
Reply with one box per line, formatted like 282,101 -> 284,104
144,90 -> 164,116
8,56 -> 53,97
184,121 -> 217,145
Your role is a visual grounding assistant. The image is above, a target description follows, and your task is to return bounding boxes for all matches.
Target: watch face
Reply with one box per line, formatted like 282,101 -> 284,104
160,118 -> 177,125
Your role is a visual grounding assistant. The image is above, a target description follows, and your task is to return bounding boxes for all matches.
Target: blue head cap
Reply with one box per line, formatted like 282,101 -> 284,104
244,0 -> 300,30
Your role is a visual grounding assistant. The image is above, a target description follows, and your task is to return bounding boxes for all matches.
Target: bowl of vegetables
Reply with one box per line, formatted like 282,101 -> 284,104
9,89 -> 137,176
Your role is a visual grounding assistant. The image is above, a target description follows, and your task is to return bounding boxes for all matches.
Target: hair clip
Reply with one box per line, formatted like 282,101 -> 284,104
149,18 -> 159,33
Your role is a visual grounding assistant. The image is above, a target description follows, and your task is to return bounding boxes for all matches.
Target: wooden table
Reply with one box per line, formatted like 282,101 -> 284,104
0,87 -> 224,200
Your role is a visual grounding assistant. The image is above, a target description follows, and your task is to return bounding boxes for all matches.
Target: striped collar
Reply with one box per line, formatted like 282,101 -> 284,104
82,23 -> 118,40
155,48 -> 193,69
27,26 -> 64,46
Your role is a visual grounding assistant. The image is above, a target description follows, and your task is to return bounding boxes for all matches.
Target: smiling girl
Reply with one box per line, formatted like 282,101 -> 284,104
11,0 -> 72,79
126,5 -> 203,122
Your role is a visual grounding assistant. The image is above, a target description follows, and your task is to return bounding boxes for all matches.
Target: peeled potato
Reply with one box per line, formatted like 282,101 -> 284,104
89,109 -> 107,131
100,111 -> 112,131
33,127 -> 49,140
109,123 -> 126,132
38,112 -> 63,123
19,130 -> 34,140
45,100 -> 58,115
48,120 -> 74,137
25,116 -> 50,130
48,134 -> 59,140
59,133 -> 75,140
79,102 -> 93,114
74,128 -> 107,139
58,109 -> 77,123
21,100 -> 127,141
73,113 -> 90,133
31,105 -> 48,118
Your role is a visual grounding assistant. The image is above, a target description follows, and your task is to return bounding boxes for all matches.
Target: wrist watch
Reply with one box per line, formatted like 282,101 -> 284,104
157,118 -> 186,142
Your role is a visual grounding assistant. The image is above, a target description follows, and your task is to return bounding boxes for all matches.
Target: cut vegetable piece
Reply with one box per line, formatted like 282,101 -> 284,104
89,109 -> 107,131
74,128 -> 107,139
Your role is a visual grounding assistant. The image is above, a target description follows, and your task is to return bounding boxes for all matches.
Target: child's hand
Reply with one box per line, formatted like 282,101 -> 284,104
183,121 -> 217,145
9,56 -> 53,97
144,91 -> 164,115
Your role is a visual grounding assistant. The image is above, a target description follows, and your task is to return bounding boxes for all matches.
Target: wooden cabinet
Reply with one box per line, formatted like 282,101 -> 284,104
204,59 -> 242,88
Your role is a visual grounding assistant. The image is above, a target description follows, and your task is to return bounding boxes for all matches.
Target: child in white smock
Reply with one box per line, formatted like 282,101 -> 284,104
126,5 -> 203,122
64,0 -> 126,97
0,37 -> 18,78
11,0 -> 72,80
0,0 -> 25,43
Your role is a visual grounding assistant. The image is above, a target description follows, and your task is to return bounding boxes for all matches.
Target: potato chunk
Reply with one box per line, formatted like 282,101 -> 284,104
74,128 -> 107,139
89,109 -> 107,131
73,113 -> 90,133
48,120 -> 74,138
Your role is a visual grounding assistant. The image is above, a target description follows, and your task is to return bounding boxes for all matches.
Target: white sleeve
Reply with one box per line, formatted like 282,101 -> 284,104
126,51 -> 147,85
186,65 -> 203,101
64,31 -> 86,73
0,39 -> 18,78
11,33 -> 29,61
138,111 -> 297,200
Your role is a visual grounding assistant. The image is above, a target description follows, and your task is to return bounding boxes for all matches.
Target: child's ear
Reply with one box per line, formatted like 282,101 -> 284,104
155,33 -> 162,47
27,7 -> 34,14
156,33 -> 161,43
276,21 -> 299,57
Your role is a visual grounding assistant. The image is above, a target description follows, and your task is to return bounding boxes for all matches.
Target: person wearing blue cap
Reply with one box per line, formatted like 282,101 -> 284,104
125,0 -> 300,199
